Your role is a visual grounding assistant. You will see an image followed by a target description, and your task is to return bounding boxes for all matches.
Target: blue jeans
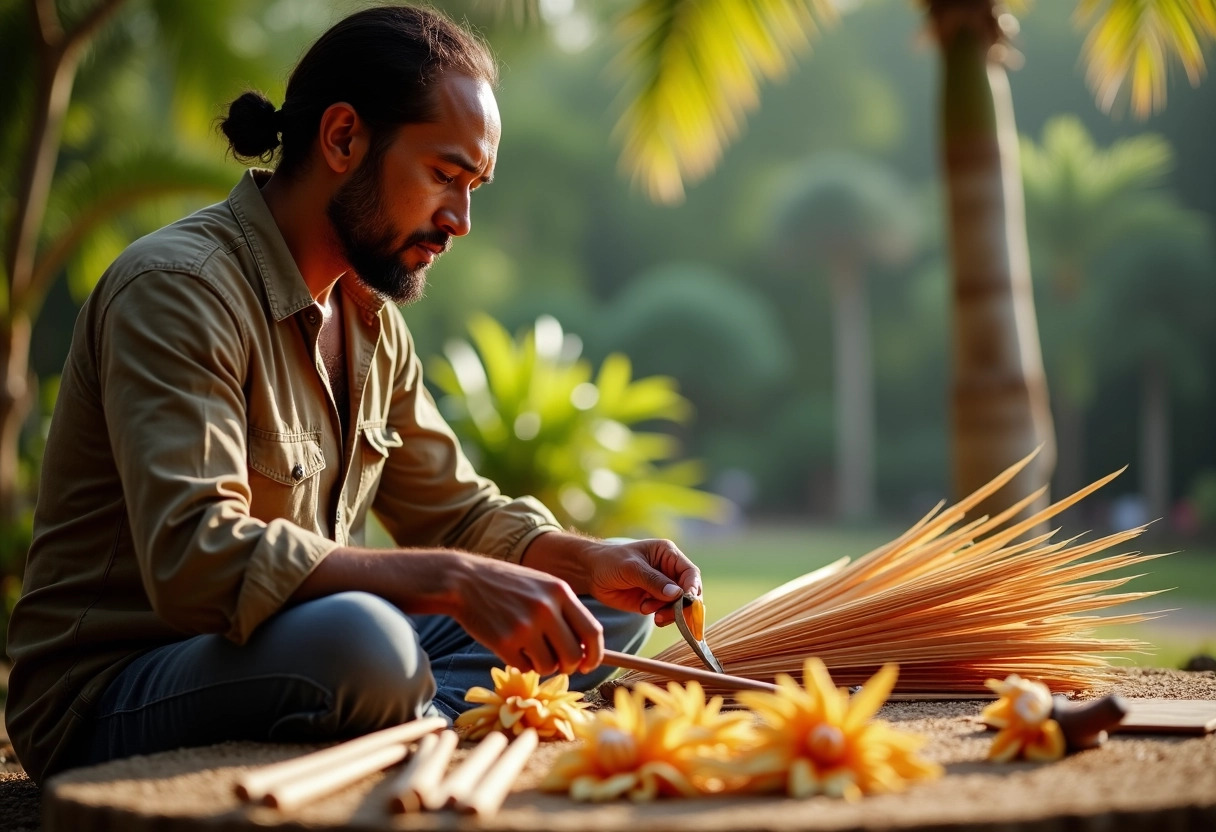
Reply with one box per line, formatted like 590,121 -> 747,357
71,591 -> 651,769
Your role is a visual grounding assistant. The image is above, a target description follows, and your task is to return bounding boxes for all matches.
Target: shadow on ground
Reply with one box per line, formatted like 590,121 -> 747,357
2,747 -> 40,832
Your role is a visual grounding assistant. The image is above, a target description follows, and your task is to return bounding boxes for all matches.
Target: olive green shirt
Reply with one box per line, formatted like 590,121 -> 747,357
5,170 -> 562,783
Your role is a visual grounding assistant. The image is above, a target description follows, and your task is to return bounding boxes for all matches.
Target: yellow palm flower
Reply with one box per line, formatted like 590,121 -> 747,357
734,659 -> 942,800
981,675 -> 1066,763
542,685 -> 729,802
636,680 -> 756,749
455,666 -> 591,741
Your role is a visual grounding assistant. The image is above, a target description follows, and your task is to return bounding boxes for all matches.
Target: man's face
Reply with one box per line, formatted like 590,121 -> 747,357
327,73 -> 501,304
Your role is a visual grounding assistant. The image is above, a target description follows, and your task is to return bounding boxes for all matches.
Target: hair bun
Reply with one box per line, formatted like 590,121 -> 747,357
220,91 -> 281,160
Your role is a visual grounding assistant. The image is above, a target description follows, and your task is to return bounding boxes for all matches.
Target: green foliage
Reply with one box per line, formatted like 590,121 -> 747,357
772,151 -> 919,265
428,313 -> 728,538
1190,470 -> 1216,533
599,263 -> 793,422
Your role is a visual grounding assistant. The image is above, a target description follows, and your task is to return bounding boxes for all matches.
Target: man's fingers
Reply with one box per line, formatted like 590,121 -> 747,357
546,615 -> 589,675
627,559 -> 683,603
562,596 -> 604,674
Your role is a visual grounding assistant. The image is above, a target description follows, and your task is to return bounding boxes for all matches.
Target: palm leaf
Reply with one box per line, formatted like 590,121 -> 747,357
612,0 -> 838,204
29,147 -> 232,306
1076,0 -> 1216,117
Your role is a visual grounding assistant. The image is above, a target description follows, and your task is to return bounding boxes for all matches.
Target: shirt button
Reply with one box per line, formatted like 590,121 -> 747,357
291,463 -> 304,481
305,310 -> 319,325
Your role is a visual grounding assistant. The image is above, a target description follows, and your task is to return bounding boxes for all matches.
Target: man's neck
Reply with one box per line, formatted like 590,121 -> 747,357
259,171 -> 348,306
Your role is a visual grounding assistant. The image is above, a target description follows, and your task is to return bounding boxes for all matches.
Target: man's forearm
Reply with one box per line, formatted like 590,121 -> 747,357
290,546 -> 475,616
519,531 -> 596,594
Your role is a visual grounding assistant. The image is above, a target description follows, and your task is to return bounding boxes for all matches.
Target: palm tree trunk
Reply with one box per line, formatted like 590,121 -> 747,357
933,2 -> 1055,521
1139,358 -> 1170,530
0,314 -> 33,531
830,257 -> 875,521
1,0 -> 127,532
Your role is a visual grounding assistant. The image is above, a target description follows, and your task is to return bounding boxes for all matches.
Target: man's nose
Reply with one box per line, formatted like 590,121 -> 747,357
436,189 -> 472,237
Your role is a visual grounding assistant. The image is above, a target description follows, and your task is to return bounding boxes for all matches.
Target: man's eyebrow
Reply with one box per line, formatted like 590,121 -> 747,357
438,151 -> 494,184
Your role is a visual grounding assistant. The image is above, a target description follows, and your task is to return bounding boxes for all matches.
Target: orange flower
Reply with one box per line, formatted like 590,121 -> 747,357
981,675 -> 1066,762
734,659 -> 942,800
455,666 -> 591,741
542,683 -> 749,801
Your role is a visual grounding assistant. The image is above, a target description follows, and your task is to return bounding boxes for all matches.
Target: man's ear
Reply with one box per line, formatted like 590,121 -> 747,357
317,102 -> 368,175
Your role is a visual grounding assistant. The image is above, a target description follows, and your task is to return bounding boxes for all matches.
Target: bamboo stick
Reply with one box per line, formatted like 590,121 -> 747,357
262,742 -> 409,810
433,730 -> 510,809
385,729 -> 460,813
234,715 -> 446,803
454,728 -> 539,816
602,649 -> 778,691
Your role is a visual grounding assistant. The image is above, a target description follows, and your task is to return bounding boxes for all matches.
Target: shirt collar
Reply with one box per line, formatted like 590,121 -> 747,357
226,169 -> 389,323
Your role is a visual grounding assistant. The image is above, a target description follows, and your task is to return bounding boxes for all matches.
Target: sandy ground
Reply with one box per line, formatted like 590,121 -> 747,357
5,667 -> 1209,832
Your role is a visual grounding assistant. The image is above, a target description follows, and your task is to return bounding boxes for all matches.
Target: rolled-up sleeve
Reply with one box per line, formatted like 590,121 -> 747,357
99,270 -> 336,643
371,321 -> 562,562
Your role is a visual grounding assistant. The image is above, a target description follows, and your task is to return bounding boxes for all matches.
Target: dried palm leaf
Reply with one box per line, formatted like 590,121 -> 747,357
619,451 -> 1166,695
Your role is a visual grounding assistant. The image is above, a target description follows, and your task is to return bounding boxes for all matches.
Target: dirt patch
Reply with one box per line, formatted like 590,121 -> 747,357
23,667 -> 1214,832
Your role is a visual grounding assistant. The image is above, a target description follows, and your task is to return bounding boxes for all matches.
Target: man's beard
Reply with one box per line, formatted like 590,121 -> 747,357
326,148 -> 448,305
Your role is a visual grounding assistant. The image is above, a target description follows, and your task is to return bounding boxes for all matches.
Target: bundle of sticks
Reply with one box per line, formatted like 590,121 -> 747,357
620,452 -> 1167,696
233,717 -> 538,817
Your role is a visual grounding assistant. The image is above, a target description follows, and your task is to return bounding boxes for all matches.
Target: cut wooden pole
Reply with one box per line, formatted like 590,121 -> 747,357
602,649 -> 778,692
385,729 -> 460,813
434,731 -> 509,809
454,728 -> 539,816
262,742 -> 409,811
234,715 -> 446,804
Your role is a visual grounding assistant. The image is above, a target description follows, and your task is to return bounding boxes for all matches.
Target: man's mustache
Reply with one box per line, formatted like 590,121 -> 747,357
400,230 -> 451,254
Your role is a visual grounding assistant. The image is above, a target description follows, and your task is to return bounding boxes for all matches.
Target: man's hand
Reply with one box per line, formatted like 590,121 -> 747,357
446,555 -> 605,676
290,547 -> 604,676
522,534 -> 702,628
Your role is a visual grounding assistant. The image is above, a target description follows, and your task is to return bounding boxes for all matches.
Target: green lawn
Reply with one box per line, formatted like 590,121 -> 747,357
644,524 -> 1216,669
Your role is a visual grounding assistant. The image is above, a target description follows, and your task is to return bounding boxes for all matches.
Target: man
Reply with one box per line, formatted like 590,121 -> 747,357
6,4 -> 700,785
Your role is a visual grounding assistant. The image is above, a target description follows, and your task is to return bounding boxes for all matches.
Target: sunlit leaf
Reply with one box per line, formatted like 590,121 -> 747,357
612,0 -> 839,204
1076,0 -> 1216,117
35,147 -> 232,302
432,314 -> 726,536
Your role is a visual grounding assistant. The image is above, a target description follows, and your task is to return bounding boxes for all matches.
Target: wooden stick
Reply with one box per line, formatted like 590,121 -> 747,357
454,728 -> 539,816
385,729 -> 460,813
434,731 -> 510,809
602,649 -> 779,692
263,742 -> 409,810
604,650 -> 993,700
234,715 -> 446,803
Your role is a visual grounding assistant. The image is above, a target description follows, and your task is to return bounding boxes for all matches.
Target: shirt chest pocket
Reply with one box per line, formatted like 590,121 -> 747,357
247,430 -> 327,528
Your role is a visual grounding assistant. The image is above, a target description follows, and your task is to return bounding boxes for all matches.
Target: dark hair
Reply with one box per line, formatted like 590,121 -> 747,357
219,4 -> 497,175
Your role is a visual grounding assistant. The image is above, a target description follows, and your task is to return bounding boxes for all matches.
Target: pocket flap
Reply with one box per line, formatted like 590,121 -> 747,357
248,431 -> 326,485
362,425 -> 404,458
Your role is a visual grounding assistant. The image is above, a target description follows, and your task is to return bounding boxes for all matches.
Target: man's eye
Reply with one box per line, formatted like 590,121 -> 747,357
434,169 -> 456,184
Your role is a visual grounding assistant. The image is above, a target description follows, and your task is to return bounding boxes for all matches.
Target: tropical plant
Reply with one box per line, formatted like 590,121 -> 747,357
0,0 -> 328,615
1020,116 -> 1178,498
1088,215 -> 1216,527
427,313 -> 728,538
772,153 -> 918,521
599,0 -> 1215,522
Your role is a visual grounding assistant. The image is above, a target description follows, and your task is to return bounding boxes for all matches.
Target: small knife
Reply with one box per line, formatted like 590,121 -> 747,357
672,593 -> 725,674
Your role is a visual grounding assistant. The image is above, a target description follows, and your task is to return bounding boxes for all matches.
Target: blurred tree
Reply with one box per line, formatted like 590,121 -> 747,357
1021,116 -> 1176,499
1,0 -> 325,575
600,263 -> 793,424
1089,216 -> 1216,527
602,0 -> 1214,522
772,153 -> 917,520
428,313 -> 728,537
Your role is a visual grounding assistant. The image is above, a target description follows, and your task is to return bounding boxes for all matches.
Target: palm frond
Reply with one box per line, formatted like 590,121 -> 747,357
32,147 -> 233,303
613,0 -> 839,204
1076,0 -> 1216,117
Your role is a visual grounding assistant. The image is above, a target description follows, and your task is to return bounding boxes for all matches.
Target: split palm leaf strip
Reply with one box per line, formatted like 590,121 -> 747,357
620,451 -> 1167,695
